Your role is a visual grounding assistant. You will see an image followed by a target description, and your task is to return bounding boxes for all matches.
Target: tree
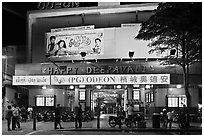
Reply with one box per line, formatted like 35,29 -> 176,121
136,2 -> 202,108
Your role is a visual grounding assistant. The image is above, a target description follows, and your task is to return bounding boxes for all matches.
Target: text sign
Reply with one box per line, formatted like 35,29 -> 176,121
51,74 -> 170,85
13,76 -> 50,85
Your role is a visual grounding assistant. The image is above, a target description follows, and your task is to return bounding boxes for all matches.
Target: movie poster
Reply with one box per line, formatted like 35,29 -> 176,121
46,29 -> 104,57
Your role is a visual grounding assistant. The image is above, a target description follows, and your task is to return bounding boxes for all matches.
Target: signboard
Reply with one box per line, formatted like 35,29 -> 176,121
46,29 -> 104,57
51,25 -> 95,32
51,74 -> 170,85
41,61 -> 169,75
13,76 -> 50,85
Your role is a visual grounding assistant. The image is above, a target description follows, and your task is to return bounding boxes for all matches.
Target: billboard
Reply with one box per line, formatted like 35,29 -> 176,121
46,29 -> 104,57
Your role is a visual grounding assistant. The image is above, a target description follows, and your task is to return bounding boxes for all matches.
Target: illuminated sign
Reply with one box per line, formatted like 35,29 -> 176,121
51,74 -> 170,85
41,61 -> 164,75
46,29 -> 104,57
13,76 -> 50,85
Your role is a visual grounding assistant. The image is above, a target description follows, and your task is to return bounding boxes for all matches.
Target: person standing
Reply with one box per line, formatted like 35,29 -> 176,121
167,111 -> 175,128
75,104 -> 83,128
161,108 -> 167,128
12,104 -> 21,130
27,105 -> 33,121
127,104 -> 134,122
5,105 -> 13,131
54,104 -> 63,129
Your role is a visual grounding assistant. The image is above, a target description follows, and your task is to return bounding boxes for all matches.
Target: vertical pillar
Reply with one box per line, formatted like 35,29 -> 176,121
123,89 -> 128,111
74,86 -> 79,107
127,85 -> 133,100
86,86 -> 91,111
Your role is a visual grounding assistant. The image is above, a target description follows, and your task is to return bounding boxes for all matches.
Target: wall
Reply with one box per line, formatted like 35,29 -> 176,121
29,88 -> 65,107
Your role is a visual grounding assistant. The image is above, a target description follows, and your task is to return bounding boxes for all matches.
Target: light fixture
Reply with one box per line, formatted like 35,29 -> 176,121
69,85 -> 74,90
42,85 -> 47,89
176,85 -> 182,88
129,50 -> 134,58
145,85 -> 150,89
133,84 -> 140,88
96,85 -> 101,89
116,85 -> 122,89
80,52 -> 86,60
79,85 -> 86,88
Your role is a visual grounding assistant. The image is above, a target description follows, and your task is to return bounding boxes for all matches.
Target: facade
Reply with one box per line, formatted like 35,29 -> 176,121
12,3 -> 202,119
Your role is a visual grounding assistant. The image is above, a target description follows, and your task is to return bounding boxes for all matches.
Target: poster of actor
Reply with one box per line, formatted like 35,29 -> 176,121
46,28 -> 104,57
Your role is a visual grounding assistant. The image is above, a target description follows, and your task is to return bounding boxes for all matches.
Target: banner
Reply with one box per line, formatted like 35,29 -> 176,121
13,76 -> 50,85
51,25 -> 95,32
51,74 -> 170,85
46,29 -> 104,57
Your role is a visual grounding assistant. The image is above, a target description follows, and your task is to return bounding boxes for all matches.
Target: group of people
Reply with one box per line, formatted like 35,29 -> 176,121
54,104 -> 83,129
5,104 -> 33,131
160,104 -> 189,128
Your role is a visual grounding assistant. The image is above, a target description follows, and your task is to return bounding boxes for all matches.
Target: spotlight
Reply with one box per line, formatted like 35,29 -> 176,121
129,50 -> 134,58
80,52 -> 86,58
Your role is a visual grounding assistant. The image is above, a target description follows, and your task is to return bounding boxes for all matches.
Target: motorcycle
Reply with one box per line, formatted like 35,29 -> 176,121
62,111 -> 75,122
108,115 -> 126,127
36,112 -> 43,122
125,113 -> 143,128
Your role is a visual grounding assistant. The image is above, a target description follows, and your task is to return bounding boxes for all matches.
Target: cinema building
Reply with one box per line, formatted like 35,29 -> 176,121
12,3 -> 201,120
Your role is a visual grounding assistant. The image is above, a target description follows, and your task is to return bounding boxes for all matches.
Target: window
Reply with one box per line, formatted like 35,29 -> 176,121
133,89 -> 140,100
167,96 -> 187,107
145,92 -> 154,103
36,95 -> 55,106
36,96 -> 44,106
168,97 -> 178,107
79,89 -> 86,100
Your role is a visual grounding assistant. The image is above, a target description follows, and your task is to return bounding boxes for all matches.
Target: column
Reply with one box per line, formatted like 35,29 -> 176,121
86,86 -> 91,111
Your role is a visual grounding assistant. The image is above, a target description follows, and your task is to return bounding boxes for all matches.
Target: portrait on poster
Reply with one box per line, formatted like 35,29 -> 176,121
46,29 -> 104,57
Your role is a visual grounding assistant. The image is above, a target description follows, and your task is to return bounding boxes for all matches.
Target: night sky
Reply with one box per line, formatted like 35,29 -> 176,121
2,2 -> 150,47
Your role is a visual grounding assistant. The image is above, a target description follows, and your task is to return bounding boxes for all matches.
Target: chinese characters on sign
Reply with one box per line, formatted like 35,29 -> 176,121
13,74 -> 170,85
51,74 -> 170,85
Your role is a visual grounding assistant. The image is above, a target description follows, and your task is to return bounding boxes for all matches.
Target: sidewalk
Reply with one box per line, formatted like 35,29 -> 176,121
2,118 -> 202,135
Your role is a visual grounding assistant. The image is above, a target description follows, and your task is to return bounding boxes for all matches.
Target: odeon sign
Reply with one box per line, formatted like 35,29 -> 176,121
13,74 -> 170,85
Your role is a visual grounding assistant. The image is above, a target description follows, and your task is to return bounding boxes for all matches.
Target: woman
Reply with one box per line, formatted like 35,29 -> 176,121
56,40 -> 67,56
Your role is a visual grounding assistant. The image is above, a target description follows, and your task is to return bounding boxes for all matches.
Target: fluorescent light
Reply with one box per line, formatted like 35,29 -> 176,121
42,85 -> 47,89
116,85 -> 121,89
70,85 -> 74,89
176,85 -> 182,88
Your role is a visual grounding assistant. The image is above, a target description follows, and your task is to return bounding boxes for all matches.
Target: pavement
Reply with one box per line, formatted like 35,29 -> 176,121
1,114 -> 202,135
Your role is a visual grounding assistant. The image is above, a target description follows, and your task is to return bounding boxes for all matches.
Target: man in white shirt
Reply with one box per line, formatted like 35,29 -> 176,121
167,111 -> 175,128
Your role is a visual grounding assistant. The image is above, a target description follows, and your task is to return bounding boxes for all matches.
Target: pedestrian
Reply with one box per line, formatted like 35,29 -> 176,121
12,104 -> 21,130
54,104 -> 64,129
20,106 -> 27,122
27,105 -> 33,121
167,111 -> 175,128
160,108 -> 167,128
180,104 -> 188,128
5,105 -> 13,131
75,104 -> 83,128
126,104 -> 134,122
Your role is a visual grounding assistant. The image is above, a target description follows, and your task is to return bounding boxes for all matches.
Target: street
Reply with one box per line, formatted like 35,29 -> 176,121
2,114 -> 202,135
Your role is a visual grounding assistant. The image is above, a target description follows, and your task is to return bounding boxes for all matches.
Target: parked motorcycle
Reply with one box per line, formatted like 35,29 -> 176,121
125,113 -> 143,128
108,115 -> 126,127
36,112 -> 43,122
62,111 -> 75,122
